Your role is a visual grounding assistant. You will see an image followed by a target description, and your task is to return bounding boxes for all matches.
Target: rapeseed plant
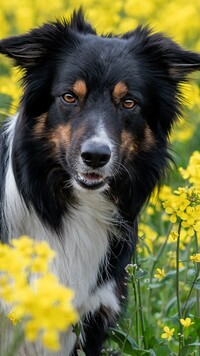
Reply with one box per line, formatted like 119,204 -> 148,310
0,236 -> 78,352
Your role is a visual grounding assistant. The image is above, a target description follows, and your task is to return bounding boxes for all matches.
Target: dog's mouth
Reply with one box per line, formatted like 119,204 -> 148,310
75,172 -> 107,190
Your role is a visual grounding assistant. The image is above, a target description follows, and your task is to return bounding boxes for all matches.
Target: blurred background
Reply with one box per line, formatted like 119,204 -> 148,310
0,0 -> 200,174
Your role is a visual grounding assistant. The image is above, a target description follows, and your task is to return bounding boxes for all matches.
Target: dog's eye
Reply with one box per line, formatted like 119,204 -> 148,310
62,93 -> 76,104
123,99 -> 136,109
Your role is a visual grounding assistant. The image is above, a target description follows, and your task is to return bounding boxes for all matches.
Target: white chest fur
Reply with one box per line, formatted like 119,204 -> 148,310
36,190 -> 118,315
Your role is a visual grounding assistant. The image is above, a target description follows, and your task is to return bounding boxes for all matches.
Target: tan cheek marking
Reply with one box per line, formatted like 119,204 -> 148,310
121,126 -> 155,158
49,124 -> 71,152
34,113 -> 48,136
72,79 -> 87,101
121,130 -> 138,159
113,82 -> 128,104
143,125 -> 155,151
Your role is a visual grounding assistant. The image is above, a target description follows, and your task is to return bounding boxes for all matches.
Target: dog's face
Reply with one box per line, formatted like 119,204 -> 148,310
46,36 -> 154,191
1,10 -> 200,195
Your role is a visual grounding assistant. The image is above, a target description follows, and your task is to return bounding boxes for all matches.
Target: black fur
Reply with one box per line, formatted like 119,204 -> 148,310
0,9 -> 200,355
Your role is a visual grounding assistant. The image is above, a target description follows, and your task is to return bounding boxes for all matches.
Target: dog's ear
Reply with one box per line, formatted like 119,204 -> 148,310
0,9 -> 94,69
0,23 -> 75,69
152,33 -> 200,80
126,27 -> 200,80
0,31 -> 47,68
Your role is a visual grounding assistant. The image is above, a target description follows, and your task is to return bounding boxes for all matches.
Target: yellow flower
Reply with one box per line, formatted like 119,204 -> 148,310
7,310 -> 19,326
138,223 -> 158,256
0,236 -> 79,351
180,317 -> 194,328
169,230 -> 179,241
161,326 -> 175,341
42,329 -> 60,351
190,253 -> 200,263
180,151 -> 200,190
154,268 -> 165,280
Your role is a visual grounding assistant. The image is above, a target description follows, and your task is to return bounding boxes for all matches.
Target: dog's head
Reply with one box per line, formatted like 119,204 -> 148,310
1,10 -> 200,197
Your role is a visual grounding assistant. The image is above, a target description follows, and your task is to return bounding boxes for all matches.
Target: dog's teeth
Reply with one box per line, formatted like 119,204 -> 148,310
76,173 -> 104,187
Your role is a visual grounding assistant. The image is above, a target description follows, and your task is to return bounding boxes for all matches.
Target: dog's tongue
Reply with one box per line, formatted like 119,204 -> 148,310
83,173 -> 101,180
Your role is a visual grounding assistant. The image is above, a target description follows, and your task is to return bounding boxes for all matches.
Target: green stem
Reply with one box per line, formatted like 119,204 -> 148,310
176,221 -> 184,354
182,270 -> 199,319
6,325 -> 24,356
147,223 -> 172,316
132,274 -> 140,348
135,253 -> 146,349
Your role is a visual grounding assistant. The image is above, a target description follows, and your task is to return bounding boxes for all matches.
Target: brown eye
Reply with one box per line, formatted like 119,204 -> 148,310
123,99 -> 136,109
63,93 -> 76,104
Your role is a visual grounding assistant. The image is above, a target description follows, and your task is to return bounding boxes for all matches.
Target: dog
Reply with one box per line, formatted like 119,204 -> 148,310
0,9 -> 200,356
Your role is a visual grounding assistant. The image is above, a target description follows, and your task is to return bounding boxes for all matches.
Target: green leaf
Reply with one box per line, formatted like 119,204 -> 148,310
72,323 -> 81,337
143,326 -> 158,349
182,297 -> 196,314
179,343 -> 200,356
193,317 -> 200,337
170,313 -> 180,326
162,268 -> 185,281
109,328 -> 157,355
187,268 -> 196,280
77,351 -> 86,356
149,283 -> 162,289
194,280 -> 200,290
135,269 -> 148,279
109,328 -> 139,354
153,342 -> 172,356
179,346 -> 189,356
165,296 -> 177,316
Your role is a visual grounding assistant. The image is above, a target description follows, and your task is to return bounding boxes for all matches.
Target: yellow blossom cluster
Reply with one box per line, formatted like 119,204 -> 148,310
190,253 -> 200,263
163,186 -> 200,236
0,236 -> 78,351
180,151 -> 200,191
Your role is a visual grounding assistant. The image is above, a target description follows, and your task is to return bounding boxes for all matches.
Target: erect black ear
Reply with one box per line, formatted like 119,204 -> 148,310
0,9 -> 95,69
127,26 -> 200,80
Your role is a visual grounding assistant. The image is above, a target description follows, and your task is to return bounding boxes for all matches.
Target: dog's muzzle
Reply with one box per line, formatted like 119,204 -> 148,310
75,141 -> 112,190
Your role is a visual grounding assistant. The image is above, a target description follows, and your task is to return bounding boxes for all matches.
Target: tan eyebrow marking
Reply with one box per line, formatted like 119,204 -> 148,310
72,79 -> 87,100
113,82 -> 128,103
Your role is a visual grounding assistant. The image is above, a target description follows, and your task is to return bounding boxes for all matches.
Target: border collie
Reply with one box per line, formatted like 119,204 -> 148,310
0,9 -> 200,356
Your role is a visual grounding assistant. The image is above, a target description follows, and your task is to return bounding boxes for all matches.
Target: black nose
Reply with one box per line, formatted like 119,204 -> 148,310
81,142 -> 111,168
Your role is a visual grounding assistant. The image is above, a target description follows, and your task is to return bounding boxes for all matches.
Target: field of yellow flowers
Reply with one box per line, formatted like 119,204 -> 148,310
0,1 -> 200,355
